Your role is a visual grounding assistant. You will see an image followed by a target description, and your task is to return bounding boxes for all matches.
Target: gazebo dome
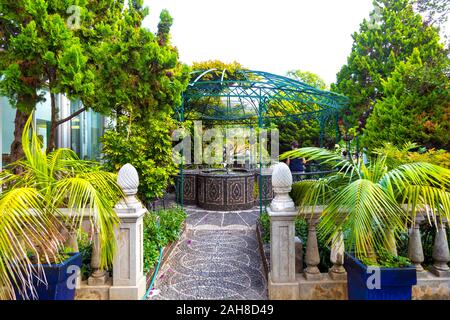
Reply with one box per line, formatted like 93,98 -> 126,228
177,69 -> 348,124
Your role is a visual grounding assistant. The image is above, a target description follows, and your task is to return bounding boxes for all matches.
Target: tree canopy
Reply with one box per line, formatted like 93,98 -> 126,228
363,48 -> 450,150
0,0 -> 124,157
332,0 -> 449,152
333,0 -> 447,131
101,4 -> 189,202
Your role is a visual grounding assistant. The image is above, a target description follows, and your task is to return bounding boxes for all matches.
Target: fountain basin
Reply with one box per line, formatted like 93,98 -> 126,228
176,169 -> 256,211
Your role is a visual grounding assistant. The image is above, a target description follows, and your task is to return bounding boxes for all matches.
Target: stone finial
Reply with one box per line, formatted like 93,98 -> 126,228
117,163 -> 139,196
115,163 -> 143,210
270,162 -> 295,212
272,162 -> 293,191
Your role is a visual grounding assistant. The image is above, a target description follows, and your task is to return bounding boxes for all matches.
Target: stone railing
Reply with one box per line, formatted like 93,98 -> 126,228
62,163 -> 147,300
268,162 -> 450,300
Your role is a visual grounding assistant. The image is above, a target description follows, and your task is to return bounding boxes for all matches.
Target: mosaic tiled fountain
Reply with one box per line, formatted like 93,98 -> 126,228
176,169 -> 258,211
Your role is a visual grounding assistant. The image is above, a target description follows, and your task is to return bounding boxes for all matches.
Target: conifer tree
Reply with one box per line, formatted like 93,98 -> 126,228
333,0 -> 447,133
363,48 -> 449,150
0,0 -> 120,158
101,5 -> 189,202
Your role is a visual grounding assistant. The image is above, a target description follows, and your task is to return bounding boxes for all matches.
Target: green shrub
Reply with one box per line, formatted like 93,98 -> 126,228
259,212 -> 332,272
77,231 -> 93,281
397,224 -> 450,269
102,117 -> 178,203
143,208 -> 187,274
259,211 -> 271,244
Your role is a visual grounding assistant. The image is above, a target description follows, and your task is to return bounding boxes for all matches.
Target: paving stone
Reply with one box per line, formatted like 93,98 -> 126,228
150,207 -> 267,300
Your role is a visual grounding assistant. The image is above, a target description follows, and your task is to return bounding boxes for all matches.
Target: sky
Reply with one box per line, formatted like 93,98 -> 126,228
142,0 -> 450,86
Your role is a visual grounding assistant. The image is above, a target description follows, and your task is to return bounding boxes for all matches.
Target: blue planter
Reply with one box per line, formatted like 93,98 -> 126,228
344,253 -> 417,300
15,252 -> 82,300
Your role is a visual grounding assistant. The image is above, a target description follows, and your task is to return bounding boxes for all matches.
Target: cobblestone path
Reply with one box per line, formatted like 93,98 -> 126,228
149,207 -> 268,300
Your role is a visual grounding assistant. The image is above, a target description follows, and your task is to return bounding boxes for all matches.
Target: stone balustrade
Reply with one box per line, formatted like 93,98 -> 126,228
60,163 -> 147,300
268,162 -> 450,300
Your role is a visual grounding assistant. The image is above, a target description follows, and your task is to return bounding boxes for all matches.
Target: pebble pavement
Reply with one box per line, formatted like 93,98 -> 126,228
149,206 -> 268,300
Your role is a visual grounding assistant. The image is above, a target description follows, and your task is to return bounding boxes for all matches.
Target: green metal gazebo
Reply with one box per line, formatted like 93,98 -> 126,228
175,68 -> 349,212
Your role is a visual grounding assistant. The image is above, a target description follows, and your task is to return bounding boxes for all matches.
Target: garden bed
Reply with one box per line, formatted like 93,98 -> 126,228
145,221 -> 186,290
256,220 -> 270,280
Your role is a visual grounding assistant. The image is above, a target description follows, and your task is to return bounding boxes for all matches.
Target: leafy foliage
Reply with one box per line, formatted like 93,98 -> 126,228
374,142 -> 450,169
333,0 -> 447,134
363,48 -> 450,150
286,70 -> 327,90
0,0 -> 117,154
100,4 -> 190,203
0,116 -> 122,300
281,147 -> 450,266
103,116 -> 179,202
143,208 -> 186,273
360,249 -> 411,268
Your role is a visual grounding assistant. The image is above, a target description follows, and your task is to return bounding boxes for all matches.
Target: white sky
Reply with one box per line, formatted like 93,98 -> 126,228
142,0 -> 450,86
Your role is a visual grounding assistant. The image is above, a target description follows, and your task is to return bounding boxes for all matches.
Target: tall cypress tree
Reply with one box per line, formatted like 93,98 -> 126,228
332,0 -> 446,132
100,5 -> 189,202
364,48 -> 449,150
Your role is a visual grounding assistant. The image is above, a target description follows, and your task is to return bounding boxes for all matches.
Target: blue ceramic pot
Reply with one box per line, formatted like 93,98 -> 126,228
344,252 -> 417,300
15,252 -> 82,300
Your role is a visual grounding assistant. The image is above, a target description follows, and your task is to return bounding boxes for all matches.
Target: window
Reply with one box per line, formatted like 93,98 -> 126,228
70,100 -> 104,161
1,97 -> 16,168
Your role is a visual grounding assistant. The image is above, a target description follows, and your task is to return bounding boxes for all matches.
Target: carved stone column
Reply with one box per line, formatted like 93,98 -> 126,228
109,164 -> 147,300
329,229 -> 346,280
268,162 -> 299,300
304,216 -> 322,280
88,229 -> 109,285
429,219 -> 450,277
408,215 -> 425,273
386,227 -> 398,256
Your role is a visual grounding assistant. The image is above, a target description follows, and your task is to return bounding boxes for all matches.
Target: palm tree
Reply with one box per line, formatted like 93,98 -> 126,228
280,147 -> 450,263
0,116 -> 123,300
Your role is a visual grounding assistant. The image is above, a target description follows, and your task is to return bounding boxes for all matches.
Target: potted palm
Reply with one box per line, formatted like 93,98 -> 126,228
0,117 -> 123,300
281,147 -> 449,300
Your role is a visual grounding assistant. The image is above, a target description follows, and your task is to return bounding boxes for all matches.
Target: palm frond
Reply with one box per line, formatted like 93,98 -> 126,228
291,179 -> 331,209
0,187 -> 64,300
0,115 -> 122,299
53,173 -> 121,269
319,179 -> 409,259
380,162 -> 450,221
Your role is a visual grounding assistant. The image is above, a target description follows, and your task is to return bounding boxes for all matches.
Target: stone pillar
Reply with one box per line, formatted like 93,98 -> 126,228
329,230 -> 346,280
408,215 -> 425,273
268,162 -> 299,300
88,230 -> 109,285
386,228 -> 398,257
304,217 -> 322,280
429,219 -> 450,277
109,164 -> 147,300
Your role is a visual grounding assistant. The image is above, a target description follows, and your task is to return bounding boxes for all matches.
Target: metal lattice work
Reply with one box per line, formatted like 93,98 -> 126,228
177,69 -> 348,125
175,68 -> 349,212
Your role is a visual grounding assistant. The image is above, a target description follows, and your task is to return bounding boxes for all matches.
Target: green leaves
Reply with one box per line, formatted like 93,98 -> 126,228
0,116 -> 122,299
333,0 -> 448,140
98,5 -> 188,203
143,208 -> 186,273
284,146 -> 449,264
364,46 -> 449,150
320,178 -> 407,260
